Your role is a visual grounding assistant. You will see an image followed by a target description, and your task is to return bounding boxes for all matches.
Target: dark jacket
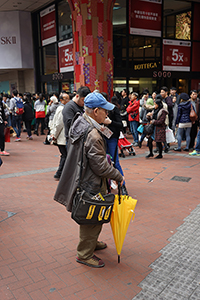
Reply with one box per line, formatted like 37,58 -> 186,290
107,106 -> 123,139
176,100 -> 192,124
151,108 -> 168,142
23,102 -> 34,122
163,96 -> 173,123
54,113 -> 123,212
62,100 -> 84,139
120,96 -> 129,114
0,99 -> 6,124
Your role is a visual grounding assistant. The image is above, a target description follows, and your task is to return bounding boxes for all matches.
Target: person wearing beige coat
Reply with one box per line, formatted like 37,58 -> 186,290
50,94 -> 70,180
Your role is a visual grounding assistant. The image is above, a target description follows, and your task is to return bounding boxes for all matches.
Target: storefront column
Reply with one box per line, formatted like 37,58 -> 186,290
68,0 -> 115,99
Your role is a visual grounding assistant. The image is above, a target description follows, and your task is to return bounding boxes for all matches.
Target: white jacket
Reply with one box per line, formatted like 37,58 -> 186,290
50,104 -> 66,145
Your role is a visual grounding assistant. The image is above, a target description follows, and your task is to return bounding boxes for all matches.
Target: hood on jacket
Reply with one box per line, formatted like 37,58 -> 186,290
69,113 -> 91,144
179,100 -> 191,110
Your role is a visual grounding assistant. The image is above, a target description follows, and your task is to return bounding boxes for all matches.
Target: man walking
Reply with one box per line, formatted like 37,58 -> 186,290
10,90 -> 23,141
54,92 -> 123,268
62,86 -> 91,148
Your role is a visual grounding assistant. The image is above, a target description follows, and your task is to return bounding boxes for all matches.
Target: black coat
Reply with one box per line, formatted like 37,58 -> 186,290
107,106 -> 123,139
23,102 -> 34,121
0,99 -> 6,124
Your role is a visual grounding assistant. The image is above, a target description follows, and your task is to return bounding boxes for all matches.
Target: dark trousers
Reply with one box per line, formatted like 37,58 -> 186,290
35,118 -> 45,134
12,115 -> 22,138
0,123 -> 5,151
189,121 -> 198,149
55,145 -> 67,177
25,120 -> 32,137
149,138 -> 162,156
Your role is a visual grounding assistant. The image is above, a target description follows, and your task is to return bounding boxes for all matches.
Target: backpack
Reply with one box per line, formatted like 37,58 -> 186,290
15,98 -> 24,115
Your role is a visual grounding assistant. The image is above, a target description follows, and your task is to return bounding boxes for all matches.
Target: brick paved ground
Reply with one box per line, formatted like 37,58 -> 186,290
0,132 -> 199,300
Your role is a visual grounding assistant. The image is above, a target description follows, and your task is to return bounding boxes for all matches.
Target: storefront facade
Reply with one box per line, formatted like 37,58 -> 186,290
32,0 -> 74,94
0,0 -> 200,95
113,0 -> 200,94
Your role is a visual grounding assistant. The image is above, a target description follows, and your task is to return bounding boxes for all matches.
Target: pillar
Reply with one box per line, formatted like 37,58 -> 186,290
68,0 -> 115,99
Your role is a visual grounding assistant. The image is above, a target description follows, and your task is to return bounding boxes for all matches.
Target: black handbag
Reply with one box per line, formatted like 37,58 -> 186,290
144,123 -> 154,135
71,128 -> 115,225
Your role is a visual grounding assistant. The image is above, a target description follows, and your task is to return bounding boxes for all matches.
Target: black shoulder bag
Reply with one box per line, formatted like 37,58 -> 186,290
71,128 -> 115,225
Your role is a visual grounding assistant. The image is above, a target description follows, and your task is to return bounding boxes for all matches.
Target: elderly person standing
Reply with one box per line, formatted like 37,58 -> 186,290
44,95 -> 60,145
50,93 -> 70,180
54,92 -> 123,268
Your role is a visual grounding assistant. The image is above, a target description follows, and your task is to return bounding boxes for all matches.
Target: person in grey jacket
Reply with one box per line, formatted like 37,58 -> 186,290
54,92 -> 123,268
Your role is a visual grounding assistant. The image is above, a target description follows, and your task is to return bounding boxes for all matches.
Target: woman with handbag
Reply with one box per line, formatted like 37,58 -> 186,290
146,95 -> 168,159
174,93 -> 193,152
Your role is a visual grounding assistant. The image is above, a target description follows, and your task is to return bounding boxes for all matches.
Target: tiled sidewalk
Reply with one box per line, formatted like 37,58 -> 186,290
0,133 -> 199,300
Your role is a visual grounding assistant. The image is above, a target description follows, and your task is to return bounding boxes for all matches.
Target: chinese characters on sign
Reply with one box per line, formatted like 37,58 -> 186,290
58,38 -> 74,73
129,0 -> 162,37
40,5 -> 57,46
162,39 -> 191,72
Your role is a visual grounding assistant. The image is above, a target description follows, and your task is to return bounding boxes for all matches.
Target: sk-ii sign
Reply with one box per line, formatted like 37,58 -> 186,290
1,36 -> 17,45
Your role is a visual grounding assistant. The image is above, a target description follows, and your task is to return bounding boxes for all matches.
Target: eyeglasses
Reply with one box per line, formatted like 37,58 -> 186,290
97,107 -> 108,114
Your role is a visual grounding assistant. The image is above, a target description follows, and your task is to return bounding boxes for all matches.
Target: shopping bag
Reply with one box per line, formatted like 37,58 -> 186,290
4,127 -> 10,142
10,126 -> 17,137
137,124 -> 143,133
166,127 -> 175,143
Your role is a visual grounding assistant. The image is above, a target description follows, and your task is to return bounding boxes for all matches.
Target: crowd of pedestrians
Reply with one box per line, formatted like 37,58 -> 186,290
115,86 -> 200,158
0,86 -> 200,163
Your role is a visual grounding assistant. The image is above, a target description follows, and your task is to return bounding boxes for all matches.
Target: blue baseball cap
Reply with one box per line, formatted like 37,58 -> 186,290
84,92 -> 115,111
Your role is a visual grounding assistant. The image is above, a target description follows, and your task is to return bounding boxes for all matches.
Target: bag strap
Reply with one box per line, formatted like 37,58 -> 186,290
77,126 -> 91,189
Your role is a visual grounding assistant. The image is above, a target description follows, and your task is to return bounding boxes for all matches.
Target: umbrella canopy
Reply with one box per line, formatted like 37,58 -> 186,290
110,194 -> 137,262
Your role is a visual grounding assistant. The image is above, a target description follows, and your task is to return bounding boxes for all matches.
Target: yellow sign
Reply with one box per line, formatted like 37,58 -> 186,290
134,62 -> 158,70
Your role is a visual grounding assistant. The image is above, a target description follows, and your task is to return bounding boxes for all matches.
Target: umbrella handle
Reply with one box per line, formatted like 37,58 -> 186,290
118,182 -> 121,204
118,255 -> 120,263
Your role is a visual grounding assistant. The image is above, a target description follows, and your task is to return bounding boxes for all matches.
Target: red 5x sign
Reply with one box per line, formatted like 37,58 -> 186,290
163,39 -> 191,72
58,39 -> 74,73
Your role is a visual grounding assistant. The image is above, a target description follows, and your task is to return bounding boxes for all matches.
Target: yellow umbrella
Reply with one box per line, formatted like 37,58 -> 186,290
110,193 -> 137,263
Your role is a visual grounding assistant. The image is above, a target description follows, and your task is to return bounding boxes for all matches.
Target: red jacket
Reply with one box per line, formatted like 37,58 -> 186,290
126,99 -> 140,121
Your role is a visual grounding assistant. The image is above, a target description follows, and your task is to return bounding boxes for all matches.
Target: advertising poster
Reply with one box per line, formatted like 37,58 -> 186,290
40,5 -> 56,46
58,39 -> 74,73
162,39 -> 191,72
129,0 -> 162,37
176,11 -> 191,40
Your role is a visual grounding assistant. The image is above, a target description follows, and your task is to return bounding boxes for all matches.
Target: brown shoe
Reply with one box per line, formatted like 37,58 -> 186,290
95,241 -> 107,251
76,255 -> 105,268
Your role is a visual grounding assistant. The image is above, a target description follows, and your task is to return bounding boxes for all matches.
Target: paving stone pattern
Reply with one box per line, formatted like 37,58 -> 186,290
1,133 -> 200,300
133,205 -> 200,300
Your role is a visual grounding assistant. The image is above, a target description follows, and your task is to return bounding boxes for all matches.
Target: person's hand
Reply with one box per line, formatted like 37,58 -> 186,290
103,117 -> 112,125
176,124 -> 178,128
115,177 -> 124,187
4,121 -> 8,125
51,135 -> 56,141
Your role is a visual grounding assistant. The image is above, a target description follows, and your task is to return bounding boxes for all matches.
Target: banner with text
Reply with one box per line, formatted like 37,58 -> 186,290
129,0 -> 162,37
58,39 -> 74,73
40,5 -> 56,46
162,39 -> 191,72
